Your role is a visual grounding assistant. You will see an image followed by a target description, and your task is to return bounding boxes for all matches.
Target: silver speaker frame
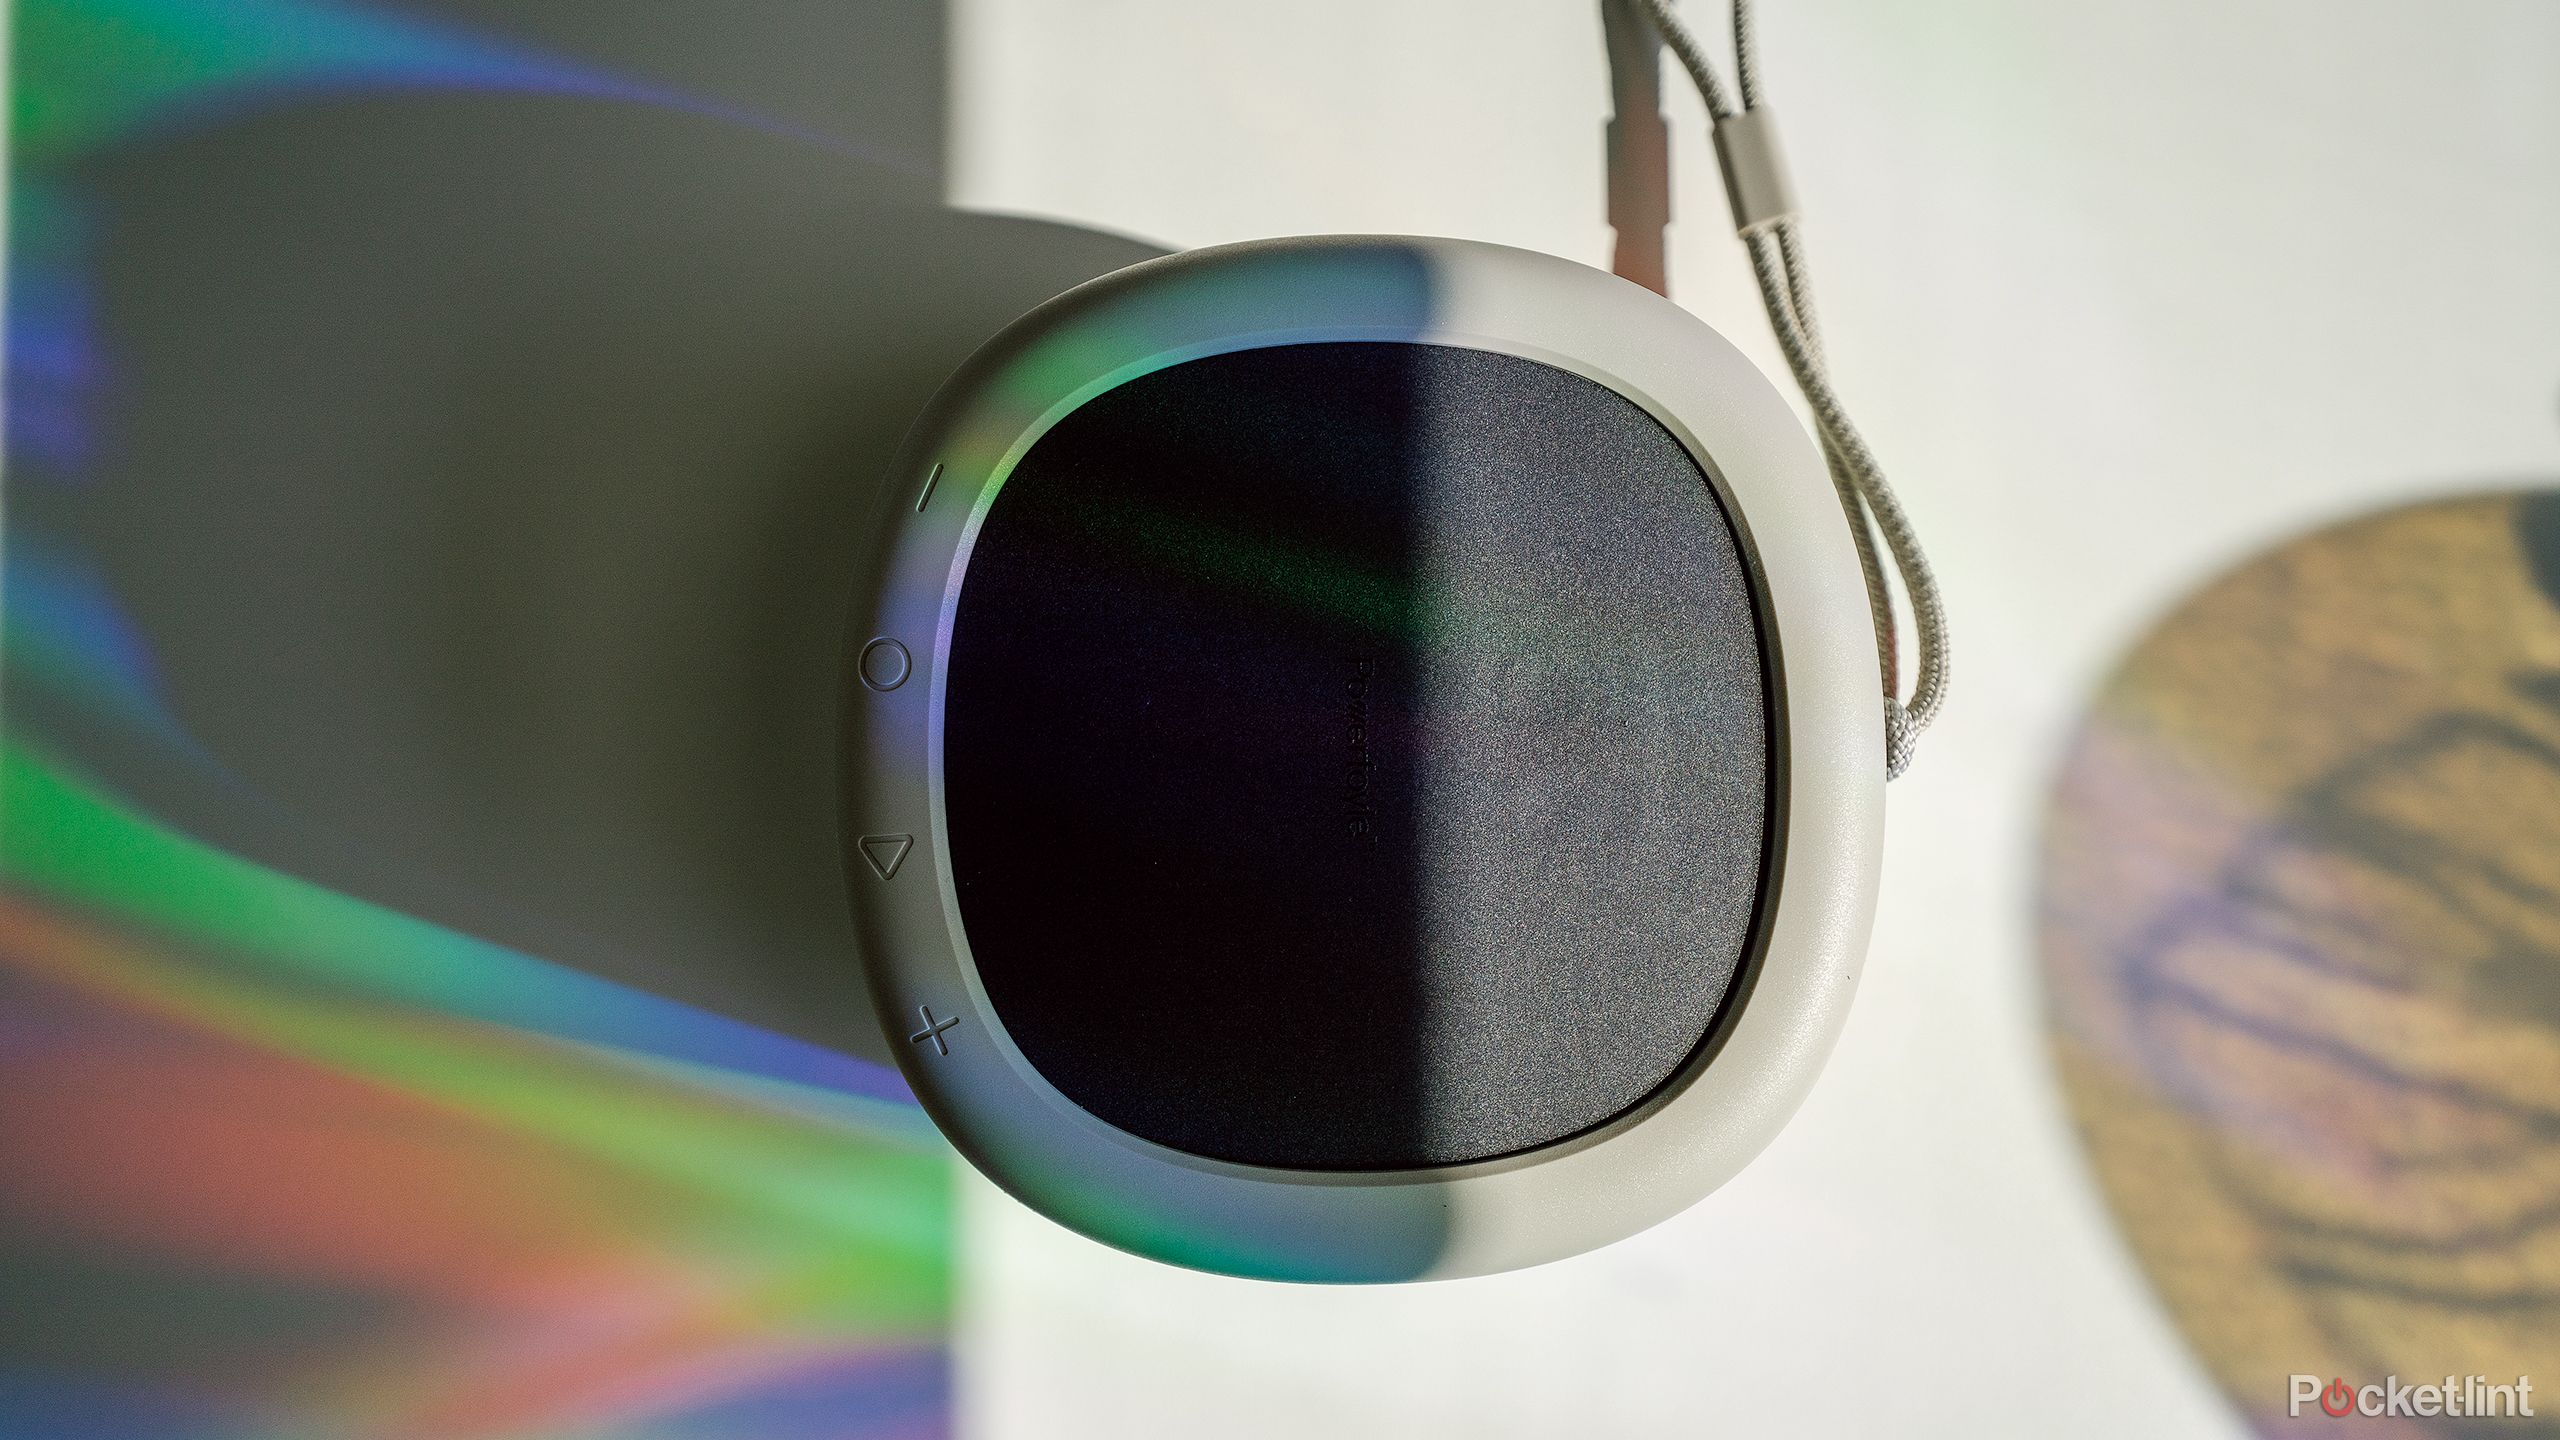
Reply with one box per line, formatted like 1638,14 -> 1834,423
847,235 -> 1882,1282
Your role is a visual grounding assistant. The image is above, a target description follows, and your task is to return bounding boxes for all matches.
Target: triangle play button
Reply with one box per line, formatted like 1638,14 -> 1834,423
859,833 -> 914,880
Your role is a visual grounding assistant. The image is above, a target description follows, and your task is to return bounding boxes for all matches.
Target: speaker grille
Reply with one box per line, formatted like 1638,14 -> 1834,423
942,341 -> 1771,1170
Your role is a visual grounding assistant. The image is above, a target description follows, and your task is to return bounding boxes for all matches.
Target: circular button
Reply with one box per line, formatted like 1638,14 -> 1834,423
859,637 -> 912,692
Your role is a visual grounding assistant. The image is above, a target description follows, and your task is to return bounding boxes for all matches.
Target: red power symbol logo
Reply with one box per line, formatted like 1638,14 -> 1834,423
2321,1378 -> 2356,1417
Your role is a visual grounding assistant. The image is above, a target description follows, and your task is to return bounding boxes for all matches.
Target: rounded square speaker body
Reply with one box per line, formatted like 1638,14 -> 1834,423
847,236 -> 1882,1281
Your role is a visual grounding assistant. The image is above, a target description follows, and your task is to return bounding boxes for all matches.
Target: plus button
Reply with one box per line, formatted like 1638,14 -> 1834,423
907,1005 -> 959,1056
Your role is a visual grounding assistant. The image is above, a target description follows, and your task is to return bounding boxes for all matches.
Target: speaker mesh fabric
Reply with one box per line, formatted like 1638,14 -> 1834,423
941,341 -> 1771,1171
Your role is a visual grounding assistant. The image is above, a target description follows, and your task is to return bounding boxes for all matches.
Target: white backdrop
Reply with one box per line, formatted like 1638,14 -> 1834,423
942,3 -> 2560,1434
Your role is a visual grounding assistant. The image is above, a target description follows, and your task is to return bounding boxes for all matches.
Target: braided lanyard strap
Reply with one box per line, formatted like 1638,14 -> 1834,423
1632,0 -> 1948,777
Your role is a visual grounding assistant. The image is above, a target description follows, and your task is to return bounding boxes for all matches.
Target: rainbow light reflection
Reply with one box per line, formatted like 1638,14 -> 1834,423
5,2 -> 955,1436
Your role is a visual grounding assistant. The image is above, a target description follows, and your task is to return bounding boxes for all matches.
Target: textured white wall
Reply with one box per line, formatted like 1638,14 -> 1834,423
943,3 -> 2560,1434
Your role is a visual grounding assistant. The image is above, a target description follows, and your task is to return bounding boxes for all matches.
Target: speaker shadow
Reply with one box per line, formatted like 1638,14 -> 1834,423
21,4 -> 1163,1067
